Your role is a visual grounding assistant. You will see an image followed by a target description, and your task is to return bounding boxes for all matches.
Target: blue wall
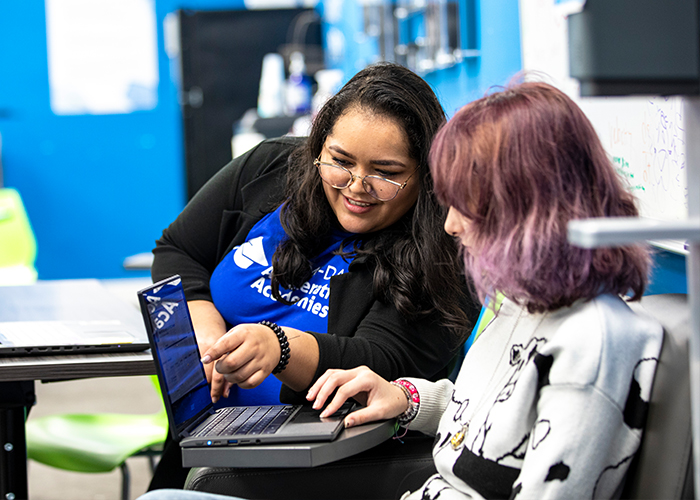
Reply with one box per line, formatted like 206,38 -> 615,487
319,0 -> 522,116
0,0 -> 251,280
648,250 -> 687,295
1,1 -> 182,279
0,0 -> 688,293
423,0 -> 522,116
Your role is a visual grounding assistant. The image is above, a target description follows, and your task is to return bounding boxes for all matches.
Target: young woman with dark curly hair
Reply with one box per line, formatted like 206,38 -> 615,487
147,62 -> 481,494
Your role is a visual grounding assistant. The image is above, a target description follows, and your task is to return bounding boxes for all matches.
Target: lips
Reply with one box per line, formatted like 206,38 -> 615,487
347,198 -> 371,207
343,195 -> 375,213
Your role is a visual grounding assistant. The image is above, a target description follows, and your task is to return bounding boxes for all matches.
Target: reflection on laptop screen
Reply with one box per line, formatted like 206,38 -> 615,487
141,277 -> 212,429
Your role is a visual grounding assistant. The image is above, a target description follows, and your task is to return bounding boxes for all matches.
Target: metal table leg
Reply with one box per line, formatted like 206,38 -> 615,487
0,381 -> 35,500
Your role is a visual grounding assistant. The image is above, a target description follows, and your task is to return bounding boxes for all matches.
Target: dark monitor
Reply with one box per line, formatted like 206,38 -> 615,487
568,0 -> 700,96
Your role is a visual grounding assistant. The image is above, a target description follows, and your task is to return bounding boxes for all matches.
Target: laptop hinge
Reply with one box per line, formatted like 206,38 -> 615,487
180,408 -> 216,439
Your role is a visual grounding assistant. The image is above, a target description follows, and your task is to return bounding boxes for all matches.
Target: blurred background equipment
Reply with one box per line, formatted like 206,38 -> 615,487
177,8 -> 323,200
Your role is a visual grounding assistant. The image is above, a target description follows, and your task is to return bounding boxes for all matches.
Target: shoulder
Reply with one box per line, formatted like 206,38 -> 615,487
210,136 -> 305,211
535,295 -> 663,389
540,294 -> 662,350
250,136 -> 306,163
235,136 -> 306,179
200,136 -> 303,195
569,294 -> 662,353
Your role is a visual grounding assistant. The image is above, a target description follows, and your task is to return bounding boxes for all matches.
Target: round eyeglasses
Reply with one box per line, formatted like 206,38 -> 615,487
314,157 -> 416,202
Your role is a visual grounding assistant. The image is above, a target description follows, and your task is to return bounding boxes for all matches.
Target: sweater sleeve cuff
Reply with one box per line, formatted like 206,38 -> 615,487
402,377 -> 454,436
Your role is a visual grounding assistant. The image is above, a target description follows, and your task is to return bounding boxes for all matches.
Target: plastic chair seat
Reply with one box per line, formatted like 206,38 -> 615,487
0,188 -> 37,285
26,376 -> 168,500
26,409 -> 168,473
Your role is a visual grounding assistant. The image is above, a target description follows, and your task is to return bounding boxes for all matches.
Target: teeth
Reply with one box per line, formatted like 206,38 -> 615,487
347,198 -> 371,207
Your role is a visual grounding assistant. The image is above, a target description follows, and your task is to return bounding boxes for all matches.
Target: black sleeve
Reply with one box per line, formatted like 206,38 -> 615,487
278,273 -> 481,404
311,301 -> 459,383
309,262 -> 479,384
278,302 -> 463,404
150,138 -> 297,302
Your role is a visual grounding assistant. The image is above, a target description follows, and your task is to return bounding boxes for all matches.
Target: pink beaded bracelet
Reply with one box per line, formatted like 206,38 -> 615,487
391,379 -> 420,425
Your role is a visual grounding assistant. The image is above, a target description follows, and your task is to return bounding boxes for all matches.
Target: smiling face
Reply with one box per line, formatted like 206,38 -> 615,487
319,107 -> 420,234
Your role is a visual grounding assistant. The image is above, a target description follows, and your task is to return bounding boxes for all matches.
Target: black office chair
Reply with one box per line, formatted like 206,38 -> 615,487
185,431 -> 436,499
185,293 -> 695,499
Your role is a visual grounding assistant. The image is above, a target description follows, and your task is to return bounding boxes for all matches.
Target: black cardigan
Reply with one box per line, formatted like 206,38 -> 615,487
152,137 -> 478,401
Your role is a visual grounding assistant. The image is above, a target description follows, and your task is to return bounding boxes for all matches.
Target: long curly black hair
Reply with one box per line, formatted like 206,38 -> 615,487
270,62 -> 471,338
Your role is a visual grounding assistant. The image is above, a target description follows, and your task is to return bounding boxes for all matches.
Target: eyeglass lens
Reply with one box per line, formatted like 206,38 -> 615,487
317,163 -> 400,201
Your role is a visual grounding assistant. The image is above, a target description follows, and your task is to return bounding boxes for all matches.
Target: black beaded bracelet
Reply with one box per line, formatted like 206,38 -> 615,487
259,320 -> 290,374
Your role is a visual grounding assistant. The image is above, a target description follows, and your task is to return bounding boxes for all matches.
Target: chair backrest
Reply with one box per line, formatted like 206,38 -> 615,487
0,188 -> 37,285
623,293 -> 694,499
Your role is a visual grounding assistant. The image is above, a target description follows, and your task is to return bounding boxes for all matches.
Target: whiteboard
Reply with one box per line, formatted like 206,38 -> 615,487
519,0 -> 689,253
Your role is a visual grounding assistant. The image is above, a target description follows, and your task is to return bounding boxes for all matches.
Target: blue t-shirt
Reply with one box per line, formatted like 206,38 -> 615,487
210,206 -> 355,406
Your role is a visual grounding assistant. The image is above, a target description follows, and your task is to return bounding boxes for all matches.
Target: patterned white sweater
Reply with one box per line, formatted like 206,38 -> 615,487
401,294 -> 663,500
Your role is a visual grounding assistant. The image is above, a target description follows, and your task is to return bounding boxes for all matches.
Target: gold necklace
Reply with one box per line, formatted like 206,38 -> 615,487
448,304 -> 532,451
450,423 -> 470,449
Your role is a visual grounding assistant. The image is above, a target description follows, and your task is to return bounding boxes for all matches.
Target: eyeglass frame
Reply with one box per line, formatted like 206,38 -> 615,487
313,155 -> 418,202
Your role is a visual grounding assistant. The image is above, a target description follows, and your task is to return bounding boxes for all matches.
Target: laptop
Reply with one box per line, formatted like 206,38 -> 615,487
137,275 -> 352,448
0,280 -> 150,356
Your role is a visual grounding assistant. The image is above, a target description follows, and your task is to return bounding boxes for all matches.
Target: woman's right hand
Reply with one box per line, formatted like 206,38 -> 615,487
188,300 -> 232,403
306,366 -> 409,428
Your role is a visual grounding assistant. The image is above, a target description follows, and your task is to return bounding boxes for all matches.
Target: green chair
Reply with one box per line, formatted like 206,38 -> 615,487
26,376 -> 168,500
469,293 -> 505,347
0,187 -> 37,285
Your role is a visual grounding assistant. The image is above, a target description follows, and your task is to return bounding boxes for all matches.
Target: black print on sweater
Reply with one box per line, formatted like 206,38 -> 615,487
533,353 -> 553,390
545,462 -> 570,481
452,393 -> 470,422
496,338 -> 547,403
434,392 -> 471,453
531,420 -> 551,449
446,337 -> 547,496
470,338 -> 545,458
509,482 -> 522,500
420,476 -> 452,500
496,433 -> 529,462
453,445 -> 521,500
623,358 -> 657,429
592,453 -> 636,498
436,431 -> 452,449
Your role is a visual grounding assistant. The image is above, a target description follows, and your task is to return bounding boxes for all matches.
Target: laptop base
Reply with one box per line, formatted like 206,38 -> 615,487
181,419 -> 396,468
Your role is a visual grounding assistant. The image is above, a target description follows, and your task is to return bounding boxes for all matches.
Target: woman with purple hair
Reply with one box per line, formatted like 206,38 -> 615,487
306,81 -> 664,499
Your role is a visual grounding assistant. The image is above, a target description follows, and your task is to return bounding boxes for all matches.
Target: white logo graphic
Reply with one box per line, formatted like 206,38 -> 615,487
233,236 -> 269,269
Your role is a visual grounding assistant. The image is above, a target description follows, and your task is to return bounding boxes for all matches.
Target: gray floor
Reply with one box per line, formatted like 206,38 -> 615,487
27,375 -> 162,500
25,277 -> 161,500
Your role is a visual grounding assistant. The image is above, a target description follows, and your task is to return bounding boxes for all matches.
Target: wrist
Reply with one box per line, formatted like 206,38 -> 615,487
259,321 -> 290,374
391,379 -> 419,425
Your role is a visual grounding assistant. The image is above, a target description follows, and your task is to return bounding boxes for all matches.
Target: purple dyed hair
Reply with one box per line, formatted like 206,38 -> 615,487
429,81 -> 651,313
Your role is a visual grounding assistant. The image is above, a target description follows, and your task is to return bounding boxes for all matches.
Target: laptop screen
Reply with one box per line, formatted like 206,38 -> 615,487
138,276 -> 213,436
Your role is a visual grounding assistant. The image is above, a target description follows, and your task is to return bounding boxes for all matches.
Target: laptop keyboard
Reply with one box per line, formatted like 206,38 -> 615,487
194,405 -> 298,437
0,321 -> 81,345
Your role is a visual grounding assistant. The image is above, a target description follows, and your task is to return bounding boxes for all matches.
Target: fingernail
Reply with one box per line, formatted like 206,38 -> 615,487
345,418 -> 354,428
201,355 -> 211,363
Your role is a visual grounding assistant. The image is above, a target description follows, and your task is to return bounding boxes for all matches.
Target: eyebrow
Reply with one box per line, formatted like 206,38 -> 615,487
327,145 -> 409,168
